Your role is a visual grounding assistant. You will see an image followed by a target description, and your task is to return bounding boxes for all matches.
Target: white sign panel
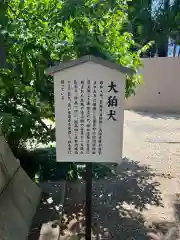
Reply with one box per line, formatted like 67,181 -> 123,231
54,61 -> 125,163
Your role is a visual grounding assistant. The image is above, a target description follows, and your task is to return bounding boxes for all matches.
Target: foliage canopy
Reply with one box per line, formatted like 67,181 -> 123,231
0,0 -> 148,149
127,0 -> 180,57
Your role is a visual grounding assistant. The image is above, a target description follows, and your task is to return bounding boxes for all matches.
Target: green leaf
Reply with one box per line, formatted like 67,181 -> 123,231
2,0 -> 145,150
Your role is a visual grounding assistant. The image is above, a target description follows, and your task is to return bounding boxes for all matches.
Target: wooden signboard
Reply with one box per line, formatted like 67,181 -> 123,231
47,55 -> 132,163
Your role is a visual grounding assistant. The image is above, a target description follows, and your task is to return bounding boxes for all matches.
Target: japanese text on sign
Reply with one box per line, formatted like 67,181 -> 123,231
60,79 -> 106,156
107,81 -> 119,121
54,61 -> 125,163
57,75 -> 123,162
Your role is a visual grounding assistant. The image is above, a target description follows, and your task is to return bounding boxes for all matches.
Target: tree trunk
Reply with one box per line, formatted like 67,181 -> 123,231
173,42 -> 177,57
158,46 -> 168,57
157,0 -> 170,57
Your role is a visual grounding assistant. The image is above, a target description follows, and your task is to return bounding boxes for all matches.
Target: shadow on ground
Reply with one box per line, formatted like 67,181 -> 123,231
63,158 -> 163,240
146,193 -> 180,239
173,194 -> 180,235
29,182 -> 65,240
133,111 -> 180,120
175,194 -> 180,222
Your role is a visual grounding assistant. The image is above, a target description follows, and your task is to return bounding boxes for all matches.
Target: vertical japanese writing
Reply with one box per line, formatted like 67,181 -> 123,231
60,80 -> 65,100
98,80 -> 104,155
68,81 -> 72,154
86,80 -> 91,154
67,79 -> 106,156
92,81 -> 97,154
107,81 -> 118,121
74,80 -> 79,154
80,80 -> 85,154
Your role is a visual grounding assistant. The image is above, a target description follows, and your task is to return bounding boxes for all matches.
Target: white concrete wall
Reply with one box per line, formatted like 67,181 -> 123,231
125,57 -> 180,113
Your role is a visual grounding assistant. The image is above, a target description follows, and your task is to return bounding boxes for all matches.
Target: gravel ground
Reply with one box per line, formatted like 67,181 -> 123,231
123,111 -> 180,224
29,110 -> 180,239
29,181 -> 66,239
62,111 -> 180,239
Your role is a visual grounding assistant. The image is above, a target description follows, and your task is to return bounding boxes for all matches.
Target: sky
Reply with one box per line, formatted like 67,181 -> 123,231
168,45 -> 180,57
152,0 -> 175,11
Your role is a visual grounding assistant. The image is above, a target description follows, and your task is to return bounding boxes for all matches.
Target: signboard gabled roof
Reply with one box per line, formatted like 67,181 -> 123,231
46,55 -> 134,75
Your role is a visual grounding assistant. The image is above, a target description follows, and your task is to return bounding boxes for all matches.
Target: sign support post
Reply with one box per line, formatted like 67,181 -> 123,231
85,162 -> 92,240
